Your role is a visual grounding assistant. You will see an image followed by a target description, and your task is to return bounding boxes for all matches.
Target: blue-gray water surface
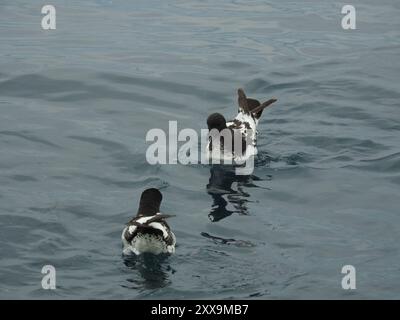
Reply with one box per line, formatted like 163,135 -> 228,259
1,0 -> 400,299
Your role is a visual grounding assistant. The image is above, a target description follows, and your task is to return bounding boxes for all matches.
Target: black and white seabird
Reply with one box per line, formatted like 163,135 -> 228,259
206,88 -> 277,162
122,188 -> 176,255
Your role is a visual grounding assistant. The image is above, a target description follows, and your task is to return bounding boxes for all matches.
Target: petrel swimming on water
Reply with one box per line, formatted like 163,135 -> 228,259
206,88 -> 277,162
122,188 -> 176,255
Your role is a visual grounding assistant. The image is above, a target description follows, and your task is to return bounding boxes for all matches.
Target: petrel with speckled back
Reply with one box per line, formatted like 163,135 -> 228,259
122,188 -> 176,255
206,88 -> 277,163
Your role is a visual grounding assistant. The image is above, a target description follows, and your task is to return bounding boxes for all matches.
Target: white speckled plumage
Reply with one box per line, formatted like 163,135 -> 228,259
122,189 -> 176,256
206,88 -> 277,164
122,213 -> 176,255
206,111 -> 258,163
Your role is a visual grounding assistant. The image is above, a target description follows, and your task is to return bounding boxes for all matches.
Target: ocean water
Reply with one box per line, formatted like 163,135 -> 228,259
1,0 -> 400,299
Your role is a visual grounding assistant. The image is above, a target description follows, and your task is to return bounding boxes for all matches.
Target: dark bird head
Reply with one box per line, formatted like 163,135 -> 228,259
137,188 -> 162,217
207,113 -> 227,132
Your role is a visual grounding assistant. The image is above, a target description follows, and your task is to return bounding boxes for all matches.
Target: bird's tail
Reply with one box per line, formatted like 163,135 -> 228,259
237,88 -> 277,119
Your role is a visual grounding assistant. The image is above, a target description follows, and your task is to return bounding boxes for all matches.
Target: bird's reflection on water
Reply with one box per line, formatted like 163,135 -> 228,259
122,253 -> 175,290
203,162 -> 271,247
206,164 -> 269,222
